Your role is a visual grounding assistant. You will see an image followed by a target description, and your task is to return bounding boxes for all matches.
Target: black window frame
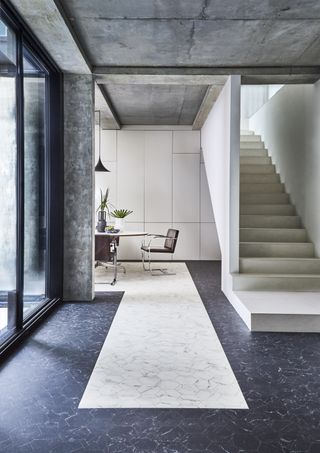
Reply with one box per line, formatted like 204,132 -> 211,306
0,0 -> 64,358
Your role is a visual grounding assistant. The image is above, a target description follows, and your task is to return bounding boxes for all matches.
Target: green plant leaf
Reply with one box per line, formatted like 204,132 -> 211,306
110,209 -> 133,218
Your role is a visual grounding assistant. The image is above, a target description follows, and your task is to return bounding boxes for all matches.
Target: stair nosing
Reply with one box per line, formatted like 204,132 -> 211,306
235,273 -> 320,278
240,257 -> 319,261
240,241 -> 312,245
240,215 -> 299,218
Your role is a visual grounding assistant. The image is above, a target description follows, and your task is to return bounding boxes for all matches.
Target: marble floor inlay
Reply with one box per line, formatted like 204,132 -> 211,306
80,263 -> 248,409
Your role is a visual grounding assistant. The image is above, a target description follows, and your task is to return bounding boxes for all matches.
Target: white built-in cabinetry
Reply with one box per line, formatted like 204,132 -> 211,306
95,128 -> 220,260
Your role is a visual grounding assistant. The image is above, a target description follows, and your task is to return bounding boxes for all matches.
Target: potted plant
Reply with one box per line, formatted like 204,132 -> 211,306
110,209 -> 133,231
96,188 -> 113,232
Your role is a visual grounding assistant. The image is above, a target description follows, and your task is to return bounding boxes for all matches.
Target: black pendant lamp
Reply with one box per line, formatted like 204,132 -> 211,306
95,111 -> 110,172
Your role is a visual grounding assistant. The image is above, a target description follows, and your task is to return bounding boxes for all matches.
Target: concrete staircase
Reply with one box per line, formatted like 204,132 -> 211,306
233,131 -> 320,292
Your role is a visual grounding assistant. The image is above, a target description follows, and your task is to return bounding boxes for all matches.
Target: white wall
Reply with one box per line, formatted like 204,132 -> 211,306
201,76 -> 246,322
249,82 -> 320,256
241,85 -> 283,130
95,128 -> 221,261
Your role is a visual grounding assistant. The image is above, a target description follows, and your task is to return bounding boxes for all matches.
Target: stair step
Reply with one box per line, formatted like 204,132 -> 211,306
240,173 -> 280,183
240,228 -> 307,243
233,273 -> 320,291
240,164 -> 276,174
240,204 -> 295,215
239,257 -> 320,274
233,291 -> 320,332
240,193 -> 290,204
240,142 -> 264,149
240,183 -> 284,194
240,156 -> 271,165
240,130 -> 254,135
240,135 -> 262,142
240,215 -> 301,228
236,132 -> 319,295
240,242 -> 314,258
240,173 -> 281,184
240,149 -> 268,157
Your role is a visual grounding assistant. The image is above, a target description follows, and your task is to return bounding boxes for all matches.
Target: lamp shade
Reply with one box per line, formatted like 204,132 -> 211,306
95,157 -> 110,172
95,110 -> 110,172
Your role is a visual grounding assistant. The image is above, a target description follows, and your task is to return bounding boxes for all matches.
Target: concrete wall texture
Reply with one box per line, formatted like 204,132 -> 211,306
249,83 -> 320,257
63,74 -> 95,301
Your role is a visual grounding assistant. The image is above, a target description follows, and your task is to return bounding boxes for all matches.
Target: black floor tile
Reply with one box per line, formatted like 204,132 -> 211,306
0,264 -> 319,452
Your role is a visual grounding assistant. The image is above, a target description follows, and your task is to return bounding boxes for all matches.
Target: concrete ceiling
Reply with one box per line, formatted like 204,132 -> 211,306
59,0 -> 320,67
56,0 -> 320,127
12,0 -> 320,128
102,84 -> 208,125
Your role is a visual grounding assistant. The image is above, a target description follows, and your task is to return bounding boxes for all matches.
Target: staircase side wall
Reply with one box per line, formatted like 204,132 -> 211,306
249,82 -> 320,257
201,76 -> 242,311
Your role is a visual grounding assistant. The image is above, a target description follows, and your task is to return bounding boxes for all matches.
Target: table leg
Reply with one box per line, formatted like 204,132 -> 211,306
111,238 -> 118,285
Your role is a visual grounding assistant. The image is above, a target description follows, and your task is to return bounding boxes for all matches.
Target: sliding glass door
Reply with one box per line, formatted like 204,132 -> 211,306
0,16 -> 17,335
23,49 -> 47,317
0,1 -> 63,354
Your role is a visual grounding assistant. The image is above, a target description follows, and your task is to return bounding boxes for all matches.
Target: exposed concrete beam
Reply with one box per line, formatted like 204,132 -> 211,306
94,66 -> 320,85
192,85 -> 223,130
94,66 -> 320,76
95,84 -> 121,130
95,73 -> 227,86
242,74 -> 320,84
10,0 -> 90,74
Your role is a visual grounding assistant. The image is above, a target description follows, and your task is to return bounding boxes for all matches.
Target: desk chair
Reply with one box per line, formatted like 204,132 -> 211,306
141,229 -> 179,275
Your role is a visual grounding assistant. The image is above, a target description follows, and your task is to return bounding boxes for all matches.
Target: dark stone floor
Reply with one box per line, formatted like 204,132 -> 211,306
0,262 -> 319,453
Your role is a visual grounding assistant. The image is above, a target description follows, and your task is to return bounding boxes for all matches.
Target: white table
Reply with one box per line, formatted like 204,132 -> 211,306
95,231 -> 148,285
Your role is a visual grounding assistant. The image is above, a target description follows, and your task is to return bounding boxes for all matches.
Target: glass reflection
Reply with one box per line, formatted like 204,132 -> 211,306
0,17 -> 17,334
23,49 -> 47,316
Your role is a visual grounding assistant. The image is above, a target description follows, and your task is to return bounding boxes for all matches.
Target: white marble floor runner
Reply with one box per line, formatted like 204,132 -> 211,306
79,263 -> 248,409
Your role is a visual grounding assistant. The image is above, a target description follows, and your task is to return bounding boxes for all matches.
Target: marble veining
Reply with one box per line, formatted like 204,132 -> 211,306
81,263 -> 247,409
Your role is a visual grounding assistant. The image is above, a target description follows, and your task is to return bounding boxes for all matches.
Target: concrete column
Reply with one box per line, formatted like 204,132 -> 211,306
63,74 -> 94,301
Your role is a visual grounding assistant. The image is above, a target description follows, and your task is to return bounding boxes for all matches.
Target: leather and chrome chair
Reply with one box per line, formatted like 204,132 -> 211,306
141,229 -> 179,275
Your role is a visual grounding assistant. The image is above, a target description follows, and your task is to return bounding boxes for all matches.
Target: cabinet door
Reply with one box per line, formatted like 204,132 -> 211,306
173,154 -> 200,223
95,162 -> 117,213
200,223 -> 221,260
117,131 -> 145,222
117,223 -> 145,260
173,131 -> 200,154
101,130 -> 117,161
172,223 -> 200,260
145,131 -> 172,223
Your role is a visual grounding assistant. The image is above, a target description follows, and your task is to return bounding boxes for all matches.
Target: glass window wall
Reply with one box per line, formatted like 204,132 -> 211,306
0,16 -> 17,335
23,49 -> 47,317
0,2 -> 63,353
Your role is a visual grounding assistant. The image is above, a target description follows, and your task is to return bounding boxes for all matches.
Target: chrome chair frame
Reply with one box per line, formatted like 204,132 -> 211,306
141,233 -> 178,275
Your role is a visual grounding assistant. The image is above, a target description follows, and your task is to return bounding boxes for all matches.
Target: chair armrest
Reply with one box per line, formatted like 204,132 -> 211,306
147,234 -> 177,240
146,233 -> 166,238
142,234 -> 177,250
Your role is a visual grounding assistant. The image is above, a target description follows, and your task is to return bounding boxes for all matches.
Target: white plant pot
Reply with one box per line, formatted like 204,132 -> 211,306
114,218 -> 125,231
